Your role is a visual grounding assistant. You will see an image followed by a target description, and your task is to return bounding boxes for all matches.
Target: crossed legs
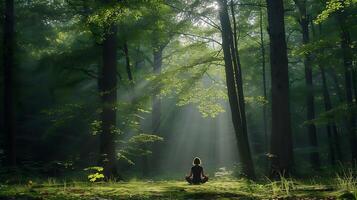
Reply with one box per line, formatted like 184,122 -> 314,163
185,176 -> 209,184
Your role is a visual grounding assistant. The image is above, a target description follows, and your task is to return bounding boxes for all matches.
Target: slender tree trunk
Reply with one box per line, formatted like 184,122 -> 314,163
329,69 -> 344,103
230,1 -> 249,155
123,41 -> 150,177
150,45 -> 164,176
320,65 -> 336,165
123,42 -> 133,82
337,12 -> 357,162
99,24 -> 118,179
152,47 -> 163,134
312,22 -> 343,163
266,0 -> 294,176
294,0 -> 320,169
218,0 -> 255,179
320,64 -> 344,163
3,0 -> 16,167
259,3 -> 268,159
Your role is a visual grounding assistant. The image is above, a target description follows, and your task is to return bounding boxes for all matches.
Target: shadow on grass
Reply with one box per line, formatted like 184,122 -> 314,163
160,185 -> 257,200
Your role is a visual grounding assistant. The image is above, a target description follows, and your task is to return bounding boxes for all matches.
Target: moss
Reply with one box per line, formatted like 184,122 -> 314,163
0,179 -> 354,200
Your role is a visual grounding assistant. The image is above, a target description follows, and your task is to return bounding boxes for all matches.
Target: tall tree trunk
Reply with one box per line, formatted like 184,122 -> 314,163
329,69 -> 344,103
259,3 -> 268,160
123,42 -> 133,82
294,0 -> 320,169
320,65 -> 344,164
337,12 -> 357,162
266,0 -> 294,176
230,1 -> 250,158
149,45 -> 164,176
152,47 -> 163,134
218,0 -> 255,179
99,24 -> 118,179
3,0 -> 16,167
124,41 -> 150,177
312,22 -> 343,164
320,64 -> 335,165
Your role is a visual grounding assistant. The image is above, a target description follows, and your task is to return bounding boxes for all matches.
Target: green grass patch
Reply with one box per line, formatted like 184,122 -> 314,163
0,178 -> 356,200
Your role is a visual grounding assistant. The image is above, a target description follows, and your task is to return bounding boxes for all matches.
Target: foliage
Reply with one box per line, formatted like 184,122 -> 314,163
305,103 -> 357,125
336,167 -> 357,191
84,167 -> 104,182
315,0 -> 357,24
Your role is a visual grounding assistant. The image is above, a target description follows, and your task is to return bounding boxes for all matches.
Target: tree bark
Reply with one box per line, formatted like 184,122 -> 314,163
293,0 -> 320,169
266,0 -> 294,176
218,0 -> 255,179
3,0 -> 16,167
99,24 -> 118,179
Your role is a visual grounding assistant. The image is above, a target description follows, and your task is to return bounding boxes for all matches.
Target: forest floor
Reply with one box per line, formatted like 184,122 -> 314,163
0,178 -> 356,200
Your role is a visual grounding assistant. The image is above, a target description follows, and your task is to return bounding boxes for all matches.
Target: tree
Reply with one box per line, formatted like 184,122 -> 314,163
218,0 -> 255,179
266,0 -> 294,176
3,0 -> 16,167
258,0 -> 268,160
337,10 -> 357,163
310,21 -> 343,165
293,0 -> 320,169
98,2 -> 118,178
152,44 -> 164,136
315,0 -> 357,164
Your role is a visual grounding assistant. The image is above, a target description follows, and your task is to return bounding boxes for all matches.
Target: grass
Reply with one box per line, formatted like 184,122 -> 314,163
0,177 -> 356,200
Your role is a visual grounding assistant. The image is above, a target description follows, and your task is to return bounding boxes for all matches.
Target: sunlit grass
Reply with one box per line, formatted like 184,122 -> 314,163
1,177 -> 356,200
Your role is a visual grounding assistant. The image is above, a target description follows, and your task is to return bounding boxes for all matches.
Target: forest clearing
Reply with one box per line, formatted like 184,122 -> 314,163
1,177 -> 356,200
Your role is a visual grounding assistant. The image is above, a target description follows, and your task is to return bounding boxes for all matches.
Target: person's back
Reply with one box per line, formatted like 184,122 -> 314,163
191,165 -> 203,184
185,157 -> 208,184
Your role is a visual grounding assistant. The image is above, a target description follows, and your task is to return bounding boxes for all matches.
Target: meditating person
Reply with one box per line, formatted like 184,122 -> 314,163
185,157 -> 209,184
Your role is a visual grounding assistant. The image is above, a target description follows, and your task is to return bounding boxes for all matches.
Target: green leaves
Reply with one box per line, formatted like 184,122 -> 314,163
84,166 -> 104,182
87,4 -> 141,39
315,0 -> 356,24
305,103 -> 357,126
128,134 -> 163,144
147,40 -> 227,118
115,134 -> 163,165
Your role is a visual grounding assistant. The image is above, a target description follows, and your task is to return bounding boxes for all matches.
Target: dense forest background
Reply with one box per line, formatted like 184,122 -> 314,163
0,0 -> 356,182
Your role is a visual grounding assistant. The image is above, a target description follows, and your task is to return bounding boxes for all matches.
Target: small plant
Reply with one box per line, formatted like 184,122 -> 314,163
336,168 -> 356,191
267,174 -> 296,197
84,166 -> 105,182
279,176 -> 296,196
46,178 -> 57,186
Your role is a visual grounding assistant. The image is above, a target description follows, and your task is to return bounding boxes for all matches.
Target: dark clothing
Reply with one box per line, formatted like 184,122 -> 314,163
191,165 -> 203,183
186,176 -> 208,184
185,165 -> 208,184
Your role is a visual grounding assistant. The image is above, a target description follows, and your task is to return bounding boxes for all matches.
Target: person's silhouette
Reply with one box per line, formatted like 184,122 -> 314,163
185,157 -> 208,184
